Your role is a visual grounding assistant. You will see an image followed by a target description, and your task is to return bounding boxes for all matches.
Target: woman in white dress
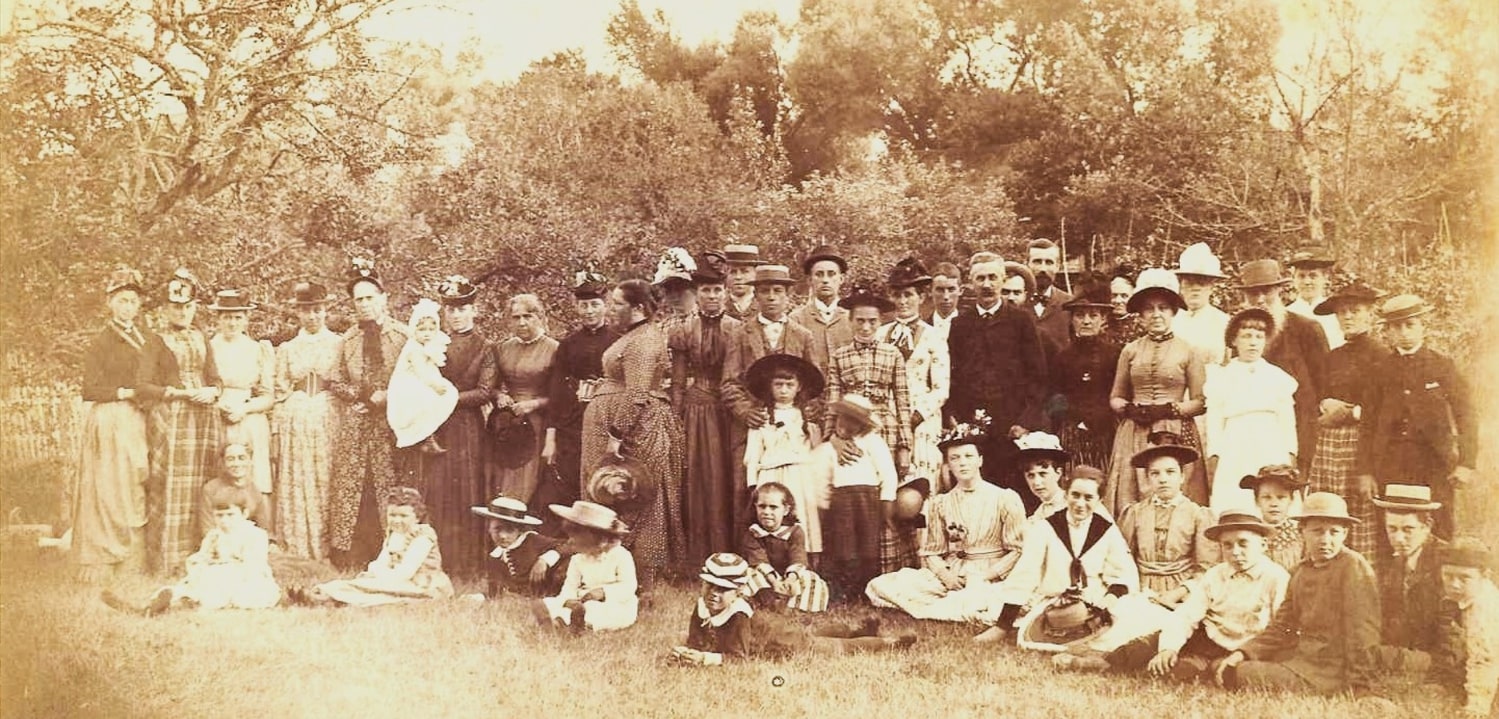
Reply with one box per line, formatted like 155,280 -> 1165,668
1203,308 -> 1299,511
878,258 -> 950,490
207,289 -> 277,533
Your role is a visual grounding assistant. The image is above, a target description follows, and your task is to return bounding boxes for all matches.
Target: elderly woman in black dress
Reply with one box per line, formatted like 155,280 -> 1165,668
1046,282 -> 1122,471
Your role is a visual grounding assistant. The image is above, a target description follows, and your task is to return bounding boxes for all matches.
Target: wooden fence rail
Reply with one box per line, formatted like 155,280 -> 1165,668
0,384 -> 84,472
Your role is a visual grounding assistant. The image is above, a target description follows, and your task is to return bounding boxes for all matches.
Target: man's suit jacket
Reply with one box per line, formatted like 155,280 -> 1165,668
1264,311 -> 1329,475
1356,346 -> 1476,478
944,303 -> 1048,430
1376,538 -> 1449,651
789,303 -> 852,377
719,316 -> 823,424
1033,287 -> 1074,355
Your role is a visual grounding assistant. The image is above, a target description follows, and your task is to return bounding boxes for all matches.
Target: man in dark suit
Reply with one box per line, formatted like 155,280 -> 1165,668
1027,239 -> 1075,352
1372,485 -> 1448,651
944,255 -> 1048,509
1236,259 -> 1328,477
1355,295 -> 1476,539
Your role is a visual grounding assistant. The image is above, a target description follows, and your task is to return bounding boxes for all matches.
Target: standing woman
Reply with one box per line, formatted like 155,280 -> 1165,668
428,275 -> 497,577
71,267 -> 150,581
136,269 -> 222,575
207,289 -> 276,535
1103,266 -> 1143,347
1048,283 -> 1122,471
1104,269 -> 1207,517
877,258 -> 949,490
490,294 -> 558,504
272,281 -> 342,560
582,280 -> 687,582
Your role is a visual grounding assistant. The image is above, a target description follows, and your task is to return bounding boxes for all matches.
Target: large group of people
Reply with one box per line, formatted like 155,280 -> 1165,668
68,240 -> 1487,714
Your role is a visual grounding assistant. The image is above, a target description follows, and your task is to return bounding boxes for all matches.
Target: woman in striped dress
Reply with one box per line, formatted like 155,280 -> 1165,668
71,267 -> 150,581
137,269 -> 222,575
272,282 -> 342,559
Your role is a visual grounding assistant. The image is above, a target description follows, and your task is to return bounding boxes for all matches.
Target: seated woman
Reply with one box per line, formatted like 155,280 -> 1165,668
295,487 -> 454,606
102,486 -> 279,615
1117,434 -> 1217,605
669,553 -> 915,665
198,443 -> 270,535
973,466 -> 1139,644
534,501 -> 638,633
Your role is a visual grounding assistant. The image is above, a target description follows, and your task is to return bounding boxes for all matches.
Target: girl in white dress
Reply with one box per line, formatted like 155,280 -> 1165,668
743,354 -> 826,555
207,290 -> 276,525
1203,309 -> 1299,511
386,299 -> 457,452
536,501 -> 638,632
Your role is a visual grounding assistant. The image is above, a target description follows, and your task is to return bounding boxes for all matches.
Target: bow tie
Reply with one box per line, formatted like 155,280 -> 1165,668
1030,293 -> 1047,307
853,340 -> 878,351
1151,496 -> 1178,509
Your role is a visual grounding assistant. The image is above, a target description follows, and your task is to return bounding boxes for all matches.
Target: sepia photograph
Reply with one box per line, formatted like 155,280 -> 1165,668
0,0 -> 1494,716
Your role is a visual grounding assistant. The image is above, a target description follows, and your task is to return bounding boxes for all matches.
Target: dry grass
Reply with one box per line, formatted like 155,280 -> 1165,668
0,547 -> 1468,719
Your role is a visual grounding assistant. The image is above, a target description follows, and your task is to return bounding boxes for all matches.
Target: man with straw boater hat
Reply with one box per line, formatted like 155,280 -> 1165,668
1354,293 -> 1476,541
1216,492 -> 1385,701
721,243 -> 764,320
1371,484 -> 1447,653
1304,281 -> 1389,556
1234,259 -> 1329,477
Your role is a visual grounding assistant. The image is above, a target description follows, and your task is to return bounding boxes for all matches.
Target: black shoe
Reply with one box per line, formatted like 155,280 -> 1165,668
144,587 -> 173,617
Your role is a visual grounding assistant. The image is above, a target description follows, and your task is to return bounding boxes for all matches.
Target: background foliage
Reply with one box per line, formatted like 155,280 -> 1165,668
1,0 -> 1493,385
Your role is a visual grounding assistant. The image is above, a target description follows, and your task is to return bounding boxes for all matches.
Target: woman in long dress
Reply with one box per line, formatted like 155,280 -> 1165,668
877,258 -> 949,490
272,282 -> 342,560
71,267 -> 150,581
1048,283 -> 1122,472
1104,269 -> 1206,518
137,269 -> 222,575
490,294 -> 558,503
581,280 -> 687,582
207,289 -> 276,534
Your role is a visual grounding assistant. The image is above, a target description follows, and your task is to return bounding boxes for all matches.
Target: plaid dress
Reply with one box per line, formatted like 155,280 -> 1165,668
1308,333 -> 1389,555
823,340 -> 912,453
140,328 -> 221,575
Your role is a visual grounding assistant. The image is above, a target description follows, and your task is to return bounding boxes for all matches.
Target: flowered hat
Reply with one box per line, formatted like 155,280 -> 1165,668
1015,431 -> 1070,466
572,264 -> 610,300
887,257 -> 933,290
438,275 -> 478,305
652,247 -> 697,288
346,257 -> 382,292
937,411 -> 991,454
163,268 -> 203,305
105,266 -> 144,296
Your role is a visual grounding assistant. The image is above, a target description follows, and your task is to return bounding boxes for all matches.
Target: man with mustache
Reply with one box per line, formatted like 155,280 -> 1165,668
1027,239 -> 1075,353
944,254 -> 1048,502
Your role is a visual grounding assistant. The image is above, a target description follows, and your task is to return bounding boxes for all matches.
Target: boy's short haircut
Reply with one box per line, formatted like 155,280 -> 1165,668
932,262 -> 962,281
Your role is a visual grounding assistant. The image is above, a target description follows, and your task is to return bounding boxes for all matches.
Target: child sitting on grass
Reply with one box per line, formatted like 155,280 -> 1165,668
465,495 -> 569,600
669,553 -> 915,665
533,501 -> 637,633
103,486 -> 279,615
294,486 -> 454,606
386,299 -> 457,454
738,482 -> 829,613
744,354 -> 825,560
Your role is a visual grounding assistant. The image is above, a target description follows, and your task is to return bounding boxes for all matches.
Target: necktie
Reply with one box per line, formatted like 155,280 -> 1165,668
888,321 -> 914,358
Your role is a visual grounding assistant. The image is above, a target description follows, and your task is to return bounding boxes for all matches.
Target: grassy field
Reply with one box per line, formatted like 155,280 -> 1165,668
0,545 -> 1470,719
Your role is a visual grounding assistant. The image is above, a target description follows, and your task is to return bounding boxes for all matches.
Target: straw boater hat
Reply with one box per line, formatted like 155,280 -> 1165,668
1293,492 -> 1360,525
1287,246 -> 1336,270
206,288 -> 257,312
584,457 -> 656,511
1232,259 -> 1293,290
699,552 -> 751,588
887,257 -> 933,290
1238,464 -> 1308,492
1377,294 -> 1435,323
1314,281 -> 1383,316
105,266 -> 144,296
1129,431 -> 1199,468
750,264 -> 796,287
548,500 -> 630,536
1204,507 -> 1275,541
1372,484 -> 1443,512
437,275 -> 478,305
722,244 -> 764,266
571,265 -> 610,300
1174,242 -> 1228,280
839,284 -> 896,314
164,268 -> 203,304
346,257 -> 382,292
802,244 -> 848,275
288,281 -> 332,307
1015,431 -> 1071,466
937,411 -> 991,454
828,393 -> 877,432
745,353 -> 825,406
1126,268 -> 1186,313
471,495 -> 542,525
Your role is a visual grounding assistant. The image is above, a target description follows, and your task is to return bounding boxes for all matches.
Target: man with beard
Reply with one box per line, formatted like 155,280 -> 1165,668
722,243 -> 763,321
1027,239 -> 1075,353
535,268 -> 621,538
1235,259 -> 1329,478
945,255 -> 1048,503
789,245 -> 853,379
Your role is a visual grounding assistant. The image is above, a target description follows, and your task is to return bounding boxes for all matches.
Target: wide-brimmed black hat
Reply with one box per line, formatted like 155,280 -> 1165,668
571,265 -> 610,300
1130,431 -> 1199,468
887,257 -> 933,290
1062,282 -> 1114,312
105,266 -> 144,296
802,244 -> 848,275
438,275 -> 478,305
745,353 -> 825,406
1314,282 -> 1383,316
838,284 -> 896,314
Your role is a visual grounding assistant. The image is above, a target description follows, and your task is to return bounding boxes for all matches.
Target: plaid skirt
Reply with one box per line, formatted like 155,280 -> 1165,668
1307,425 -> 1375,554
880,524 -> 920,574
824,486 -> 881,562
742,566 -> 830,613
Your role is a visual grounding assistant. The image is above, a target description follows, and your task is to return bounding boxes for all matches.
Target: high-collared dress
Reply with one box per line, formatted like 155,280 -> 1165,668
423,326 -> 496,577
490,334 -> 559,503
719,313 -> 821,509
1117,492 -> 1217,593
1104,332 -> 1206,516
876,317 -> 949,487
535,323 -> 620,537
1306,331 -> 1389,553
273,326 -> 343,560
1049,334 -> 1121,472
1203,357 -> 1298,512
670,310 -> 742,565
738,523 -> 830,612
137,325 -> 222,575
73,320 -> 149,575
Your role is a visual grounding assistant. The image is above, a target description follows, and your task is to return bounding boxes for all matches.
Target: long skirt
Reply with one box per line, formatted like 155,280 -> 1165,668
71,401 -> 148,570
866,566 -> 1002,622
1307,424 -> 1375,554
146,400 -> 220,575
490,405 -> 547,503
328,407 -> 399,563
581,395 -> 686,570
426,406 -> 488,577
1103,418 -> 1205,518
678,387 -> 734,565
273,391 -> 336,559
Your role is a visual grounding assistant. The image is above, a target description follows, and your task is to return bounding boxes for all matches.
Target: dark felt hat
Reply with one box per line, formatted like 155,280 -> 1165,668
289,281 -> 333,306
745,353 -> 825,407
1130,432 -> 1199,468
437,275 -> 478,305
1439,538 -> 1494,571
486,408 -> 537,470
105,266 -> 144,296
583,458 -> 655,514
802,244 -> 848,275
838,284 -> 896,314
1238,464 -> 1308,491
1287,246 -> 1336,269
1062,282 -> 1114,312
887,257 -> 933,290
691,256 -> 726,285
1314,281 -> 1383,315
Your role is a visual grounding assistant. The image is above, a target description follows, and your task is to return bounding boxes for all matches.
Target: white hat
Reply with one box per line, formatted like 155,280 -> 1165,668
1174,242 -> 1227,279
